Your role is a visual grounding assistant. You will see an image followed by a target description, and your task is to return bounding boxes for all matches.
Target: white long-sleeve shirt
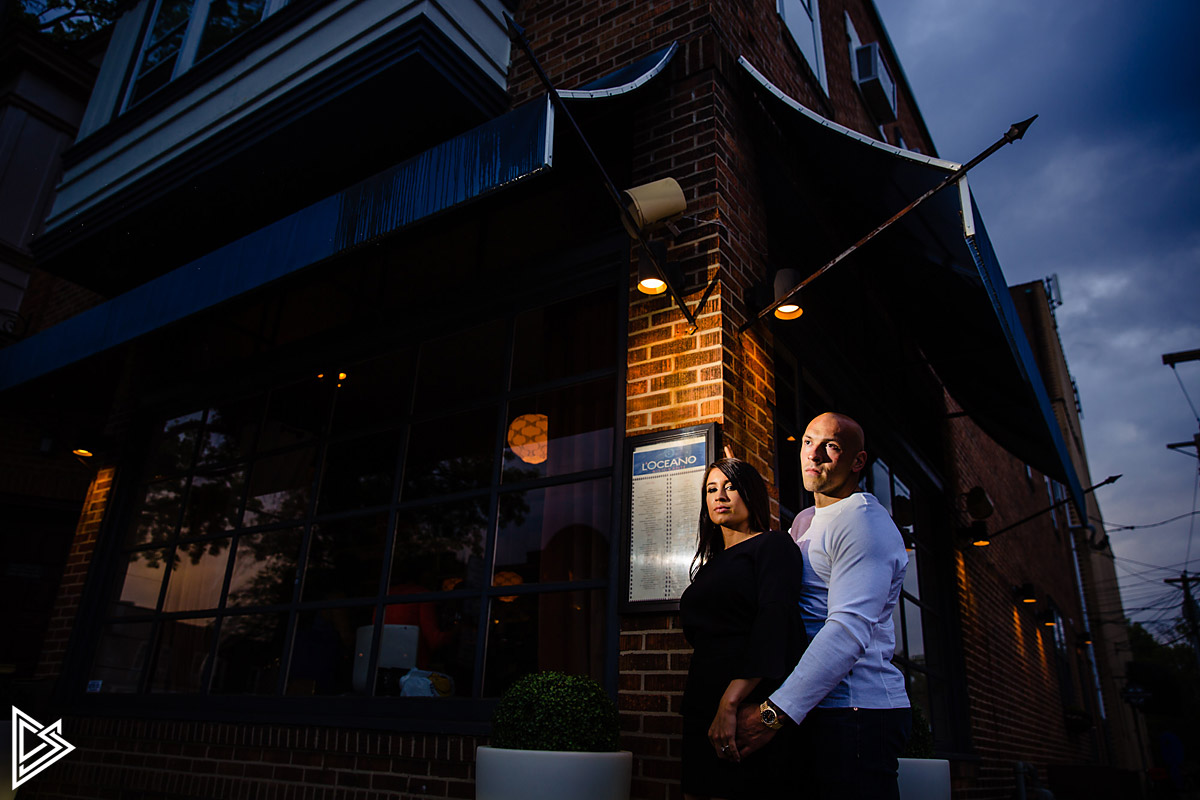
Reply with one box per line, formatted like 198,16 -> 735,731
769,492 -> 909,724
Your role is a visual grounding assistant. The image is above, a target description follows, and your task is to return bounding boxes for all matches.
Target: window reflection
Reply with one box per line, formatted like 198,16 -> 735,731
150,617 -> 215,693
107,285 -> 620,700
303,514 -> 388,601
227,529 -> 302,607
318,433 -> 400,513
511,289 -> 616,388
502,378 -> 614,482
146,411 -> 203,479
244,448 -> 315,526
181,468 -> 245,537
162,538 -> 231,612
495,480 -> 610,585
403,409 -> 496,500
127,477 -> 186,546
196,0 -> 265,60
414,320 -> 506,414
211,613 -> 286,694
902,547 -> 920,598
331,350 -> 416,433
871,459 -> 892,515
113,548 -> 169,614
483,589 -> 606,698
129,0 -> 196,104
199,397 -> 262,465
287,607 -> 372,696
259,379 -> 330,453
89,622 -> 154,693
903,598 -> 925,662
391,500 -> 491,595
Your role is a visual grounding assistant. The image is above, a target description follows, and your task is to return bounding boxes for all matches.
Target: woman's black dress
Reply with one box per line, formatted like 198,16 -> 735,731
679,530 -> 807,798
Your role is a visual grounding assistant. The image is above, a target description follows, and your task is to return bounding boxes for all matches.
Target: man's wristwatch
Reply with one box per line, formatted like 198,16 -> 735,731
759,699 -> 785,730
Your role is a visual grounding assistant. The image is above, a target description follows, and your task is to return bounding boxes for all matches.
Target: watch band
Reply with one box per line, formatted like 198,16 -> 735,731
759,699 -> 784,730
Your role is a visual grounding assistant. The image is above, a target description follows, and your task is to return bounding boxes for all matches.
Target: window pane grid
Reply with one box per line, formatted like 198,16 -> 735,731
92,288 -> 619,702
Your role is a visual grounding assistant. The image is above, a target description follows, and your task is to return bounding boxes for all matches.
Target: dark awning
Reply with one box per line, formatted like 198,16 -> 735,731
0,97 -> 554,393
739,57 -> 1086,516
0,43 -> 682,396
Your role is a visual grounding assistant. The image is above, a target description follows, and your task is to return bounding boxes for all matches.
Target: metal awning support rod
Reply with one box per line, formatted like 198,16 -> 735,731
988,473 -> 1120,539
741,115 -> 1038,333
505,15 -> 701,333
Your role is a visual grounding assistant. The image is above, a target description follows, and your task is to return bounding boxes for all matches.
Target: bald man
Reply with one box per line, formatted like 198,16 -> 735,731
734,412 -> 911,800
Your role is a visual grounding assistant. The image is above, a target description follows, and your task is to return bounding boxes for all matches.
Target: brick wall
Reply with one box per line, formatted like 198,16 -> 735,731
943,394 -> 1101,798
36,465 -> 115,681
23,719 -> 479,800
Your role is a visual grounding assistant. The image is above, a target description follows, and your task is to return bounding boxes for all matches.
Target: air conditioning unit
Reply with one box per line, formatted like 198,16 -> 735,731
855,42 -> 897,123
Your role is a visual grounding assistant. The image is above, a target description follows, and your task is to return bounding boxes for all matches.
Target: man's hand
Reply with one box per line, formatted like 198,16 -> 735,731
734,702 -> 778,758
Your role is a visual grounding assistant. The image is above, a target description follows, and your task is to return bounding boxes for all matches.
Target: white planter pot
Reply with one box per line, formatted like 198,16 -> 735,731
476,745 -> 633,800
898,757 -> 951,800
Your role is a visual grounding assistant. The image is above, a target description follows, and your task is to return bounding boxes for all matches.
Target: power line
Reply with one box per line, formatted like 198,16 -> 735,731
1093,510 -> 1200,531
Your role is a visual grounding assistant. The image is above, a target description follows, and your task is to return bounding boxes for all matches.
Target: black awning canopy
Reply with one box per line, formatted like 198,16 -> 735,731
739,57 -> 1085,515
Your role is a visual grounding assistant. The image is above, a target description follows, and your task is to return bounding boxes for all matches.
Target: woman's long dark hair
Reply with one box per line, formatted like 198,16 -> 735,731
691,458 -> 771,578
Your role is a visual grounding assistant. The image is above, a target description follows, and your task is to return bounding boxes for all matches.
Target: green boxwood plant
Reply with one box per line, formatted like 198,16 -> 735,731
491,671 -> 620,752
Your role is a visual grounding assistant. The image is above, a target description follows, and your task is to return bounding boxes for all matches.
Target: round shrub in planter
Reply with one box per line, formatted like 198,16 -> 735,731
492,671 -> 620,752
477,671 -> 631,800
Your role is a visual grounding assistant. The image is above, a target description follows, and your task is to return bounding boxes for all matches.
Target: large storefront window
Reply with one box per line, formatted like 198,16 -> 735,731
868,458 -> 952,748
88,287 -> 619,711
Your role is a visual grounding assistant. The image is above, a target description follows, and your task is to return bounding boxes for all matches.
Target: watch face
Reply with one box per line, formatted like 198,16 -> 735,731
761,706 -> 777,725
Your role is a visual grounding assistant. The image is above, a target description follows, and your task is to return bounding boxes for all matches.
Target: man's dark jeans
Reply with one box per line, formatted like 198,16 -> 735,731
797,707 -> 912,799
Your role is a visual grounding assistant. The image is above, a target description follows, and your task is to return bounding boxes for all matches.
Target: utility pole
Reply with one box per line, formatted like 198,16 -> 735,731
1162,349 -> 1200,669
1163,572 -> 1200,671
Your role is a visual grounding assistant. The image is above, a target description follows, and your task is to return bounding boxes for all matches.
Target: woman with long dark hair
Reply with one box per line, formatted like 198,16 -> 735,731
679,458 -> 807,800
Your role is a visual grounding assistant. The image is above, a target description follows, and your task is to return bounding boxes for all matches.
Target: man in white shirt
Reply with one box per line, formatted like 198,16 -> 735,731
734,412 -> 911,799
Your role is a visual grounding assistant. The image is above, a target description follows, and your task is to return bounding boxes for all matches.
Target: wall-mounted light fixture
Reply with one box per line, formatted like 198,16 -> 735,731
965,486 -> 994,520
622,178 -> 686,239
622,179 -> 689,299
1015,583 -> 1037,604
1039,609 -> 1057,627
772,268 -> 803,320
965,521 -> 990,547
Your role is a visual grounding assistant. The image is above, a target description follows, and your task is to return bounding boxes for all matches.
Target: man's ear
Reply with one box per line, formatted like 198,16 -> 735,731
851,450 -> 868,474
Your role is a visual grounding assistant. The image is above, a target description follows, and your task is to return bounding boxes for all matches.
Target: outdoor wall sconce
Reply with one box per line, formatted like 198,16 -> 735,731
622,177 -> 686,238
1080,630 -> 1093,645
1015,583 -> 1038,604
72,444 -> 100,468
622,178 -> 689,297
965,486 -> 994,520
773,268 -> 803,320
1039,609 -> 1057,627
965,521 -> 990,547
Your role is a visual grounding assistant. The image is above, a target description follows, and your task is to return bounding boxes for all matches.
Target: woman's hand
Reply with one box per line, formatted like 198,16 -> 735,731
709,678 -> 760,762
708,703 -> 740,762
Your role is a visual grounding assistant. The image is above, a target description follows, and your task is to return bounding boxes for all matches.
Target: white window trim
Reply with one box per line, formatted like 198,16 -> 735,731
777,0 -> 827,95
123,0 -> 289,111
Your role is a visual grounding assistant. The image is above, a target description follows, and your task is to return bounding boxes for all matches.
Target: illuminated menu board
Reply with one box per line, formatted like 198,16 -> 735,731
624,425 -> 715,609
